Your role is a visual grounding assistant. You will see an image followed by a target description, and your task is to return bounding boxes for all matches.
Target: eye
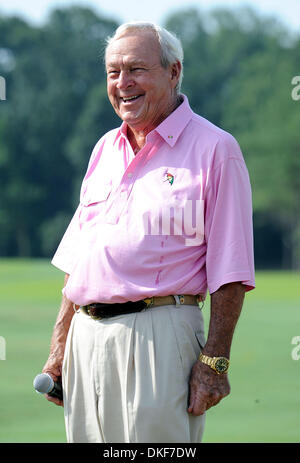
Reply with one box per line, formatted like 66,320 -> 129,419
107,70 -> 119,76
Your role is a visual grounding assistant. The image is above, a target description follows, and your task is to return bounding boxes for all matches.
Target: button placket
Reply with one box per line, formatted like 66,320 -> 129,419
104,139 -> 161,223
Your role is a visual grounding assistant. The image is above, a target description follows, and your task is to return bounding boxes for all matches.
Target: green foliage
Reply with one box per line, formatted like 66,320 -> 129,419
0,5 -> 299,268
0,7 -> 118,257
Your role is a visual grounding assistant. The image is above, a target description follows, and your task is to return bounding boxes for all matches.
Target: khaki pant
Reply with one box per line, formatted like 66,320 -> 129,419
62,303 -> 206,443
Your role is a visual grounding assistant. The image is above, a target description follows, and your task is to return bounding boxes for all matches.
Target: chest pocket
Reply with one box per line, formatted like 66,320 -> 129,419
79,181 -> 112,227
80,181 -> 112,206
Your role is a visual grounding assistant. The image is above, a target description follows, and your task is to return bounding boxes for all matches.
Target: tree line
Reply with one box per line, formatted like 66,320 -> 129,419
0,5 -> 299,269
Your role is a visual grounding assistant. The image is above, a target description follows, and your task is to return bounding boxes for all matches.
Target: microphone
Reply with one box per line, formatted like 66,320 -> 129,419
33,373 -> 63,401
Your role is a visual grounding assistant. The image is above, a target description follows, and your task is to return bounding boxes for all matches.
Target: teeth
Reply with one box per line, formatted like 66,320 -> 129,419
123,95 -> 139,102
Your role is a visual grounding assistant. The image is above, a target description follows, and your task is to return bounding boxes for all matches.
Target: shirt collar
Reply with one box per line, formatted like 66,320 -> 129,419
113,94 -> 193,147
154,94 -> 193,147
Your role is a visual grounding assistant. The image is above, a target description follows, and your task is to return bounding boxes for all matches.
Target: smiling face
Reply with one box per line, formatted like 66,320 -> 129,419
105,29 -> 181,135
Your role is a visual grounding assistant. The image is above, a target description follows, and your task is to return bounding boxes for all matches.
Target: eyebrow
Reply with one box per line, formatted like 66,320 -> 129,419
106,59 -> 148,69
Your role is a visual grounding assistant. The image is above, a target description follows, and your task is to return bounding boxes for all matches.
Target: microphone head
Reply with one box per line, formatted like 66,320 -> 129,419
33,373 -> 54,394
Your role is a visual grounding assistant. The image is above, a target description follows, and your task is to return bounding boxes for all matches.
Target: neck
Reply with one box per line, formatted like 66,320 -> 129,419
127,129 -> 147,154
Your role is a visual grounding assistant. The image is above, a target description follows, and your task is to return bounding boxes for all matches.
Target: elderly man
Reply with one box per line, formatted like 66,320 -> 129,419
42,21 -> 255,443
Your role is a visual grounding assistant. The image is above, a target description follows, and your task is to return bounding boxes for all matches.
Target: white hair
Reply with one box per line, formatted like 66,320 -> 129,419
105,21 -> 184,93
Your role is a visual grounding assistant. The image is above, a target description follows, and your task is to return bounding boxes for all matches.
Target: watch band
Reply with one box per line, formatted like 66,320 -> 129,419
199,354 -> 214,367
198,353 -> 230,374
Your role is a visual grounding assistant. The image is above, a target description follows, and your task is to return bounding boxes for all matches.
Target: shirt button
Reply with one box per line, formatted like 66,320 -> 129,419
127,172 -> 133,178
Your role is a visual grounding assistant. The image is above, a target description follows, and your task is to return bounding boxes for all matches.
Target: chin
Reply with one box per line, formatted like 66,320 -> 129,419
122,112 -> 144,125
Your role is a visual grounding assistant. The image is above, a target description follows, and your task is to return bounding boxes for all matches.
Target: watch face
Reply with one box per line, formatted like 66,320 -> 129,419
215,358 -> 229,373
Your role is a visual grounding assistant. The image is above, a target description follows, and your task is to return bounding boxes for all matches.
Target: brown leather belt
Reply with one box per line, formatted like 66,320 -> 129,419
81,294 -> 205,320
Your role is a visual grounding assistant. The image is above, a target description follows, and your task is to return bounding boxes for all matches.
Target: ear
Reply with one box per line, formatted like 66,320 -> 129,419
170,60 -> 182,89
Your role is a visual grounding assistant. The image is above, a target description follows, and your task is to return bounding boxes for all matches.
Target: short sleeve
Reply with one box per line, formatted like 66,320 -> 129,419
51,205 -> 82,275
204,141 -> 255,294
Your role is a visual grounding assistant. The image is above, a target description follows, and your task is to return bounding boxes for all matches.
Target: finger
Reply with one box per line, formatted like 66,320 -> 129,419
187,402 -> 194,414
190,399 -> 206,416
42,368 -> 61,382
188,387 -> 206,415
194,393 -> 222,415
45,393 -> 63,407
187,384 -> 195,413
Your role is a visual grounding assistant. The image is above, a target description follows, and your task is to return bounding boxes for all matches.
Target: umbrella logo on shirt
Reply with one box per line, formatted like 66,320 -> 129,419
164,172 -> 174,185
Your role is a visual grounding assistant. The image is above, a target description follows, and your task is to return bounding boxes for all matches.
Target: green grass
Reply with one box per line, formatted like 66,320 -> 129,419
0,259 -> 65,443
203,271 -> 300,443
0,259 -> 299,442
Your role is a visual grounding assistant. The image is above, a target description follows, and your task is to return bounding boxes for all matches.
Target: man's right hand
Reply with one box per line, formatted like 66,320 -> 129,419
42,353 -> 64,407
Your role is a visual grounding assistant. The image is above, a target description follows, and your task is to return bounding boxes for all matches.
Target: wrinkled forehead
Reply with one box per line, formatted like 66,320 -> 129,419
105,30 -> 161,67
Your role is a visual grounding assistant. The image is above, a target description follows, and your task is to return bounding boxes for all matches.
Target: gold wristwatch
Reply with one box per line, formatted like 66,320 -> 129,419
198,353 -> 230,374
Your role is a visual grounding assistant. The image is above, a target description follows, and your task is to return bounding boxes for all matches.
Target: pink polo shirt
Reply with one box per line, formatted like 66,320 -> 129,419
52,95 -> 255,306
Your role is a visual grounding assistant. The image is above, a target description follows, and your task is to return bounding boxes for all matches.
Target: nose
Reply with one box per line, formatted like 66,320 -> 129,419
117,70 -> 134,90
